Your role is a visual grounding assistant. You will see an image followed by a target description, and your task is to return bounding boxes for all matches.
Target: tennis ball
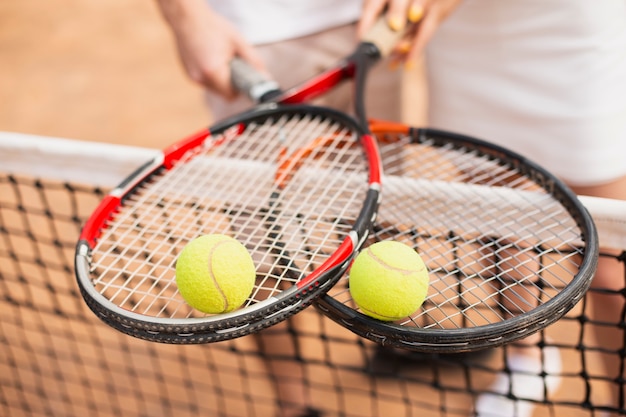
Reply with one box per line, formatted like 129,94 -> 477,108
349,241 -> 429,321
175,234 -> 256,314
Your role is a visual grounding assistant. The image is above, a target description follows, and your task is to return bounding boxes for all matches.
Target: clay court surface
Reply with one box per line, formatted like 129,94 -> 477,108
0,1 -> 210,149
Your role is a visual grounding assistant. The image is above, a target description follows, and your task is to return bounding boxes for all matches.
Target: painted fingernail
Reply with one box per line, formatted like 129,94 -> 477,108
409,5 -> 424,22
388,16 -> 405,32
397,41 -> 411,54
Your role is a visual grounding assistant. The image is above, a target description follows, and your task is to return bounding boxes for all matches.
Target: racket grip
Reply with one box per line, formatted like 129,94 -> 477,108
230,58 -> 281,103
361,16 -> 408,57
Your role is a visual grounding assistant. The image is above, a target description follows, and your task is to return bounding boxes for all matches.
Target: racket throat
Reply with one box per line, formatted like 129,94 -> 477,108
264,191 -> 302,281
351,43 -> 382,127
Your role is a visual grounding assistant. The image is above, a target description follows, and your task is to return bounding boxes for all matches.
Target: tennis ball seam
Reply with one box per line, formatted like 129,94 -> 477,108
358,304 -> 405,321
208,239 -> 231,313
349,241 -> 429,322
365,246 -> 426,275
176,234 -> 256,314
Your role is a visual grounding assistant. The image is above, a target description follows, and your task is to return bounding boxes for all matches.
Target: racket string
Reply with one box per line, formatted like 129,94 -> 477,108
328,131 -> 588,330
90,111 -> 372,318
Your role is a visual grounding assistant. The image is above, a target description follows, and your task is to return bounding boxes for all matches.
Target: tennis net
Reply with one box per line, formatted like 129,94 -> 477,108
1,132 -> 624,417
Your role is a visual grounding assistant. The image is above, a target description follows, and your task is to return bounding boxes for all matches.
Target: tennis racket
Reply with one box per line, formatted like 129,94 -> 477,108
74,19 -> 408,343
314,121 -> 600,353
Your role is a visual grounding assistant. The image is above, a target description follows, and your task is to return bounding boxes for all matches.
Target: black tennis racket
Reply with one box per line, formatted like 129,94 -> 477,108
74,19 -> 408,343
314,121 -> 599,353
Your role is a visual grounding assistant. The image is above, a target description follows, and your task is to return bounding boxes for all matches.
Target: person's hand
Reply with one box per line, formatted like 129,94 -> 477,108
358,0 -> 463,66
156,0 -> 265,99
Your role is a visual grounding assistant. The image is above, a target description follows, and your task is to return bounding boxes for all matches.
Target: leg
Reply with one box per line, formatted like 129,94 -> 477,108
570,175 -> 626,416
221,25 -> 404,417
474,175 -> 626,416
473,248 -> 562,417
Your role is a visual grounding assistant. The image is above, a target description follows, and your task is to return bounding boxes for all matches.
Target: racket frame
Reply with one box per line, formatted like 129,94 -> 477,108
75,106 -> 381,343
76,19 -> 406,343
314,125 -> 599,353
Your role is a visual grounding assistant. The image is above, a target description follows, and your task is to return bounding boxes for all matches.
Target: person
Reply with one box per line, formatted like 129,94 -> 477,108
155,0 -> 409,122
363,1 -> 626,416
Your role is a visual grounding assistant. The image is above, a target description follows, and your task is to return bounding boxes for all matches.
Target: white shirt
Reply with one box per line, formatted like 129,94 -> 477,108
207,0 -> 362,45
426,0 -> 626,186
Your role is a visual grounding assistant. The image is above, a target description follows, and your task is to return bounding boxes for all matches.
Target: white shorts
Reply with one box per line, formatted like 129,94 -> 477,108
426,0 -> 626,186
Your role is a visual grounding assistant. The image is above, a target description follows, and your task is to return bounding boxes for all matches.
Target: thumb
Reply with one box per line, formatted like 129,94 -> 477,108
233,37 -> 268,77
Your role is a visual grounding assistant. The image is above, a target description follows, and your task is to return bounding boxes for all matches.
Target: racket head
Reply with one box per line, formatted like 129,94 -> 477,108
75,105 -> 381,344
315,122 -> 599,353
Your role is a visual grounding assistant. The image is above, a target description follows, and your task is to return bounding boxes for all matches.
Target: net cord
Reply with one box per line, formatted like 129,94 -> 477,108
2,132 -> 625,248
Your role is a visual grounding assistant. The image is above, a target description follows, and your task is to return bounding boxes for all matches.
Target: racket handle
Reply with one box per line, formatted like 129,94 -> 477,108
361,16 -> 408,57
230,58 -> 281,103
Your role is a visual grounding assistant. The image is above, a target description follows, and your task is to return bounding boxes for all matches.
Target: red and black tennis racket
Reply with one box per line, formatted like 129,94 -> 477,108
75,19 -> 407,343
315,121 -> 600,353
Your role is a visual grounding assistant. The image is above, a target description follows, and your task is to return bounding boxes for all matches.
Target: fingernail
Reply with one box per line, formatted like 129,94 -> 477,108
397,41 -> 411,54
388,16 -> 405,32
409,5 -> 424,23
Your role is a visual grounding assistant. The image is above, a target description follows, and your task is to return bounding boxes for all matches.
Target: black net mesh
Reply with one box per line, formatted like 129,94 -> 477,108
1,172 -> 625,417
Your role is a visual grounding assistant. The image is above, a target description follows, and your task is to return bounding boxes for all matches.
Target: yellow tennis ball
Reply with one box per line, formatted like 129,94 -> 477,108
349,241 -> 429,321
175,234 -> 256,314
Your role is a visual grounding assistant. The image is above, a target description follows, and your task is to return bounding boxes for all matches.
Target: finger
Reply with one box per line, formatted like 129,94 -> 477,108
387,25 -> 418,68
405,0 -> 464,65
358,0 -> 389,38
405,10 -> 438,63
212,64 -> 238,99
235,38 -> 267,74
223,36 -> 268,99
408,0 -> 425,23
386,0 -> 411,31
